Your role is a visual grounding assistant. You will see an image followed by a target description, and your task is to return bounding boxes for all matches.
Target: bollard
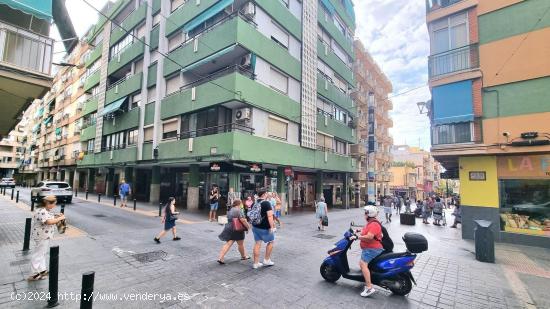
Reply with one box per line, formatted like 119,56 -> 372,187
98,193 -> 101,203
86,191 -> 89,200
31,197 -> 35,212
47,246 -> 59,308
16,190 -> 19,203
11,188 -> 14,200
113,195 -> 117,207
80,271 -> 95,309
23,218 -> 31,251
74,188 -> 78,197
133,199 -> 136,211
60,204 -> 65,214
2,187 -> 5,195
159,202 -> 162,217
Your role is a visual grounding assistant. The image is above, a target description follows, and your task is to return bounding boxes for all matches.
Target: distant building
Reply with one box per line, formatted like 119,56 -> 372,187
389,145 -> 439,200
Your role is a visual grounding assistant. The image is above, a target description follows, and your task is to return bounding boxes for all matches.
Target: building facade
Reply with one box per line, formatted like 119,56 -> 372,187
50,0 -> 362,211
426,0 -> 550,247
352,40 -> 393,203
389,145 -> 438,200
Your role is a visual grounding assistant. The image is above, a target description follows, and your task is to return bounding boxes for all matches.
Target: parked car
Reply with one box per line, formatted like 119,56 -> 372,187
0,178 -> 16,188
31,181 -> 72,204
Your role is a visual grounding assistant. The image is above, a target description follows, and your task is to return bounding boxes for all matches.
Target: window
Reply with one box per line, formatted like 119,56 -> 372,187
134,58 -> 144,74
333,15 -> 347,37
269,68 -> 289,94
430,12 -> 468,54
110,34 -> 133,59
101,131 -> 127,151
165,74 -> 181,94
162,120 -> 179,139
152,13 -> 161,27
335,139 -> 347,155
143,126 -> 154,142
168,32 -> 183,51
279,0 -> 289,8
171,0 -> 185,12
333,74 -> 347,94
147,86 -> 157,103
334,106 -> 347,124
317,98 -> 333,117
130,93 -> 141,109
271,22 -> 289,49
86,139 -> 94,152
127,129 -> 138,145
91,86 -> 100,96
332,41 -> 349,66
268,116 -> 288,140
136,23 -> 147,39
317,133 -> 333,151
432,122 -> 472,145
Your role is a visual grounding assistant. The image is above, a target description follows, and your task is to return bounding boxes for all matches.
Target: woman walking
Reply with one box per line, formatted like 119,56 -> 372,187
154,197 -> 181,243
315,197 -> 328,231
217,200 -> 251,264
28,195 -> 65,281
432,197 -> 444,226
450,201 -> 462,228
422,197 -> 431,224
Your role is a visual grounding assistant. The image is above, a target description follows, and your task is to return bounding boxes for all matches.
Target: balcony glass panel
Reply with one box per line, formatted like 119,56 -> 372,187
429,44 -> 478,78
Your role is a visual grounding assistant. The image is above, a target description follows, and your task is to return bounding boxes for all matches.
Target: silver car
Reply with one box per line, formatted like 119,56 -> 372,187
0,178 -> 15,188
31,181 -> 73,204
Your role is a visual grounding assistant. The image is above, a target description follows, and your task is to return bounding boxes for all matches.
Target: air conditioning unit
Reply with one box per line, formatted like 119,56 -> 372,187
235,108 -> 251,121
56,135 -> 62,141
240,54 -> 252,67
242,2 -> 255,18
63,113 -> 70,119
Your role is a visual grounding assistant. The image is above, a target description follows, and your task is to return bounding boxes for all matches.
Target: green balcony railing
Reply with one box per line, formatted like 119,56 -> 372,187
165,0 -> 220,37
317,113 -> 356,144
110,6 -> 147,46
82,95 -> 99,116
317,5 -> 353,57
80,124 -> 96,141
317,72 -> 355,115
107,40 -> 145,75
83,69 -> 100,92
85,42 -> 103,68
102,108 -> 139,135
318,39 -> 354,86
78,147 -> 137,167
105,72 -> 143,105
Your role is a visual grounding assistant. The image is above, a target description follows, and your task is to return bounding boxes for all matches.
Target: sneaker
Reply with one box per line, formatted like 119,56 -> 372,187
173,236 -> 181,241
252,263 -> 263,269
263,259 -> 275,266
27,273 -> 43,281
154,237 -> 161,244
360,287 -> 376,297
39,270 -> 49,277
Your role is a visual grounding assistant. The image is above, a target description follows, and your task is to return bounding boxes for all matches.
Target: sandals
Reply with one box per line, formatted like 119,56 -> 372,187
154,237 -> 161,244
27,273 -> 45,281
217,260 -> 225,265
240,256 -> 251,260
173,236 -> 181,241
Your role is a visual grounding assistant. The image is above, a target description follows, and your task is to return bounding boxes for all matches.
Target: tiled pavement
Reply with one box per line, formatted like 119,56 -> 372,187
1,194 -> 549,308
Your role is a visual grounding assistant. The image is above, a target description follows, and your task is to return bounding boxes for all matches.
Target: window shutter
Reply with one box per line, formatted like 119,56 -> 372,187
269,68 -> 288,94
144,127 -> 154,141
268,117 -> 288,140
271,22 -> 289,48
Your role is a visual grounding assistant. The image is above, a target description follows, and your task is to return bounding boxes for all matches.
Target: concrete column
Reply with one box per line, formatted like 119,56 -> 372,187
106,168 -> 114,197
277,167 -> 288,215
315,171 -> 323,200
87,169 -> 95,192
186,164 -> 200,210
149,166 -> 161,204
73,170 -> 80,190
343,173 -> 349,209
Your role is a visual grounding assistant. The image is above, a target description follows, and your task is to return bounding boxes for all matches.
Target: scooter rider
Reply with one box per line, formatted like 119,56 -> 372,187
351,206 -> 384,297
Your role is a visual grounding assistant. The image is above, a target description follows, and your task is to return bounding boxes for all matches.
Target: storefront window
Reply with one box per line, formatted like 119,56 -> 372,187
499,179 -> 550,237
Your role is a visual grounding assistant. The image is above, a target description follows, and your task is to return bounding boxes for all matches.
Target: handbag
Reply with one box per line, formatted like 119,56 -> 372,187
232,217 -> 246,232
321,215 -> 328,226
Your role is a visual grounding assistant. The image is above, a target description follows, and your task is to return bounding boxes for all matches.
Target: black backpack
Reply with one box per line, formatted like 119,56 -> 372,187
371,220 -> 394,253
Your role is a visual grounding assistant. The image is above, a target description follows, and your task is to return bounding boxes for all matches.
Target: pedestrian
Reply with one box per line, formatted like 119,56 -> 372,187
396,195 -> 403,215
28,195 -> 65,281
393,195 -> 399,213
154,197 -> 181,243
250,189 -> 276,269
118,179 -> 131,208
244,195 -> 254,217
383,196 -> 393,223
315,197 -> 328,231
404,197 -> 411,213
209,186 -> 220,222
217,199 -> 251,264
432,197 -> 444,226
227,187 -> 239,213
354,206 -> 384,297
422,197 -> 431,224
450,201 -> 462,228
273,192 -> 283,228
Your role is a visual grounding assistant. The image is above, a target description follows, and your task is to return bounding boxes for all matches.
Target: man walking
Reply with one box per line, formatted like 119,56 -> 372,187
250,189 -> 276,269
119,179 -> 131,208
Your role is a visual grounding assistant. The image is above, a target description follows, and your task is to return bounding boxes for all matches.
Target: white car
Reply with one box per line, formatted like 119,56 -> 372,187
31,181 -> 73,204
0,178 -> 15,188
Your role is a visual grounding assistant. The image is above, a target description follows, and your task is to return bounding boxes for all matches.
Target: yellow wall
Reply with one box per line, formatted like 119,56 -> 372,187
389,166 -> 406,187
459,156 -> 499,207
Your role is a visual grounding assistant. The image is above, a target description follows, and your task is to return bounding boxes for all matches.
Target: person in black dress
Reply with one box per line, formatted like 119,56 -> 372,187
154,197 -> 181,243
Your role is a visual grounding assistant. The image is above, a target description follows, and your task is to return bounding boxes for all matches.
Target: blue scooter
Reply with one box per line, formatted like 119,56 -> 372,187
320,223 -> 428,296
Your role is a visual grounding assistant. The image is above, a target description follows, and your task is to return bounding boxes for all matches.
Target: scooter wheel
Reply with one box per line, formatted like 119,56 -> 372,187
320,262 -> 341,283
389,275 -> 412,296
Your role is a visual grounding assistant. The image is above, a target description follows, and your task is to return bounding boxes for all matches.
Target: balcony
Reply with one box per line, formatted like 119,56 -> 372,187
83,69 -> 100,92
426,0 -> 466,12
317,73 -> 355,115
79,147 -> 137,167
80,125 -> 96,141
103,108 -> 140,135
107,40 -> 145,75
105,72 -> 143,105
110,6 -> 147,46
428,44 -> 479,79
82,95 -> 99,116
317,113 -> 356,144
318,39 -> 354,85
85,42 -> 103,68
350,144 -> 367,158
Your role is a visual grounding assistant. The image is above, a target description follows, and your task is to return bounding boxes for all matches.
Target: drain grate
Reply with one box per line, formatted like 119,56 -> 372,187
313,234 -> 336,239
93,214 -> 107,218
132,250 -> 167,263
10,259 -> 30,266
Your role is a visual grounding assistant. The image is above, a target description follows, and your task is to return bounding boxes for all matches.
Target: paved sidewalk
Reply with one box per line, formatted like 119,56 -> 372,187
1,194 -> 549,308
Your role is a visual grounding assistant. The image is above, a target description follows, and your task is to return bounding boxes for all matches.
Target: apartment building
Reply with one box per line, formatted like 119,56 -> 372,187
426,0 -> 550,247
71,0 -> 358,210
389,145 -> 437,200
352,40 -> 393,203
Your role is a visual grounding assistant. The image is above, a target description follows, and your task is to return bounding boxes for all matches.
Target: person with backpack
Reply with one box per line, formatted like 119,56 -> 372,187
352,206 -> 386,297
248,189 -> 276,269
118,179 -> 131,208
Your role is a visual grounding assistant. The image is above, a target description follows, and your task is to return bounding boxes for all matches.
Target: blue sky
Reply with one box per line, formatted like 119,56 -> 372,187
52,0 -> 432,149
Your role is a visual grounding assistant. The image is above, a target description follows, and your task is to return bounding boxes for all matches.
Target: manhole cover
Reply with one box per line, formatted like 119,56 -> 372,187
313,234 -> 336,239
132,250 -> 167,263
93,214 -> 107,218
10,259 -> 30,266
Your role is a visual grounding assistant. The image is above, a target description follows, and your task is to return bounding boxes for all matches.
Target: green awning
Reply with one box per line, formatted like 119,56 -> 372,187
34,107 -> 44,119
181,45 -> 236,73
32,123 -> 40,133
43,116 -> 52,125
0,0 -> 52,21
99,97 -> 128,117
55,127 -> 62,135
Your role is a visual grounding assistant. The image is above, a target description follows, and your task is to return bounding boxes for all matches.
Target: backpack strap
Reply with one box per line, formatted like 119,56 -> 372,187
367,219 -> 383,242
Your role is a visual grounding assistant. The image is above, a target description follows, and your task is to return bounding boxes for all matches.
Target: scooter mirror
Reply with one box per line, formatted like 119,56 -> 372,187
350,221 -> 355,227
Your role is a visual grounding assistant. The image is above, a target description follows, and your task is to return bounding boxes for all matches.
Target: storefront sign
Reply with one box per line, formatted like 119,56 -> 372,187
249,163 -> 262,173
469,171 -> 486,181
498,155 -> 550,178
210,162 -> 221,172
284,167 -> 293,176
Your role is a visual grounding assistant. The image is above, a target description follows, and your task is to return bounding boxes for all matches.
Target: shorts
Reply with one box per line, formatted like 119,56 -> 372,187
119,194 -> 128,202
383,206 -> 392,214
361,248 -> 384,263
210,202 -> 219,211
252,227 -> 275,243
275,210 -> 281,218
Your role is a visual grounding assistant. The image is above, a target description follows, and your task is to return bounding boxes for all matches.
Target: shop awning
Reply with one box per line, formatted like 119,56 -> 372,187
0,0 -> 52,21
99,96 -> 127,117
32,123 -> 40,133
43,116 -> 53,125
181,45 -> 236,73
183,0 -> 234,33
432,80 -> 474,125
55,127 -> 61,135
320,0 -> 335,15
34,107 -> 44,119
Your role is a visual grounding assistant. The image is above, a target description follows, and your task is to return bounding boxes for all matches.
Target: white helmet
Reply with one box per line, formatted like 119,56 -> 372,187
364,205 -> 378,218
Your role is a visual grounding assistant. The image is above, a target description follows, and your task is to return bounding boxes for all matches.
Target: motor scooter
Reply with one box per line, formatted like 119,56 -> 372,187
320,223 -> 428,296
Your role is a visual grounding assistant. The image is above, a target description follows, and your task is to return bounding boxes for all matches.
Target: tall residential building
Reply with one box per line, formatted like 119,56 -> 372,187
389,145 -> 437,200
426,0 -> 550,247
353,40 -> 393,203
49,0 -> 360,210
